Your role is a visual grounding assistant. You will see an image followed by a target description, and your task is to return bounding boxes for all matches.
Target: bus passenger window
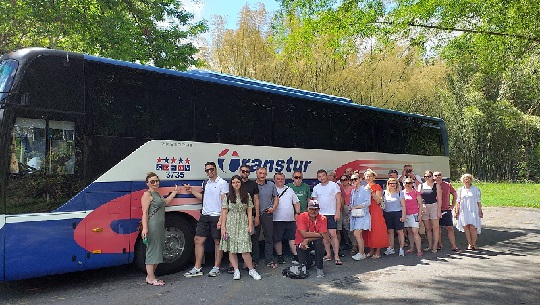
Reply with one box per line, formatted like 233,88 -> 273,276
10,118 -> 46,173
10,118 -> 76,174
49,121 -> 75,174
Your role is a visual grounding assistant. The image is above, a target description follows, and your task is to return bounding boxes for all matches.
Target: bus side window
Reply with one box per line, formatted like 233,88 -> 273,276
10,118 -> 75,175
49,120 -> 75,174
10,118 -> 46,173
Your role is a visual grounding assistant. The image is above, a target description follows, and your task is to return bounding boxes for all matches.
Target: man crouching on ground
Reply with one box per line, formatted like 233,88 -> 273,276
295,199 -> 331,277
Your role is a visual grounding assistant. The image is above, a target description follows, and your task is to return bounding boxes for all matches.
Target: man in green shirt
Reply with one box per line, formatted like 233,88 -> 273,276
287,171 -> 311,213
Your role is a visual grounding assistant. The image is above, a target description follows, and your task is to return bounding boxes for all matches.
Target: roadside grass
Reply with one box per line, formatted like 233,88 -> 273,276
452,182 -> 540,208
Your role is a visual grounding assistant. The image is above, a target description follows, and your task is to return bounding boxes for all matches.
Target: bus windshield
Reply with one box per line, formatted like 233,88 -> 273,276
0,59 -> 18,102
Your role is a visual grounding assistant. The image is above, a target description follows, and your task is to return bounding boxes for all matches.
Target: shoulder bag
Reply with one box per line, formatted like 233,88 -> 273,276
351,207 -> 365,217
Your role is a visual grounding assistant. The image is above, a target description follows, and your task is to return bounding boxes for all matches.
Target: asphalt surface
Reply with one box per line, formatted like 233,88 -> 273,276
1,206 -> 539,305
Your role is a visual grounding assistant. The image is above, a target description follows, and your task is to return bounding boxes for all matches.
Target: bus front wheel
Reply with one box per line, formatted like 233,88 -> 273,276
134,214 -> 195,275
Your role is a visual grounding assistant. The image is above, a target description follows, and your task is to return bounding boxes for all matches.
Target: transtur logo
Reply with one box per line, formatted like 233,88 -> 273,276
217,149 -> 312,173
218,149 -> 240,173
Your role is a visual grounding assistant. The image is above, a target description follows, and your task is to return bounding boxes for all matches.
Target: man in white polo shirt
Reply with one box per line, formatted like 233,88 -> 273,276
312,169 -> 342,265
183,161 -> 228,277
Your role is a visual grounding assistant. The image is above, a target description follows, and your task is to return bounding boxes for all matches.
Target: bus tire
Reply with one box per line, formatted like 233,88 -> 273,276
134,213 -> 195,275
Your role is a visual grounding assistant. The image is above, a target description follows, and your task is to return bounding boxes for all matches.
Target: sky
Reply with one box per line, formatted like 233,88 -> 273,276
183,0 -> 281,29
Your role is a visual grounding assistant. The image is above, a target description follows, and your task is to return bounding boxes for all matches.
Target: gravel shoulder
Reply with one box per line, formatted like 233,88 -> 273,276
1,207 -> 539,305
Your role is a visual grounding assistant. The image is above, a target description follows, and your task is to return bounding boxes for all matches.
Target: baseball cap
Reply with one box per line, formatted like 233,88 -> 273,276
308,199 -> 320,209
388,169 -> 398,174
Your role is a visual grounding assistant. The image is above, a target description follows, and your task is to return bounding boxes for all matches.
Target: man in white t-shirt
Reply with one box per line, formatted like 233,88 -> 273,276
312,169 -> 342,265
183,161 -> 229,278
273,172 -> 300,265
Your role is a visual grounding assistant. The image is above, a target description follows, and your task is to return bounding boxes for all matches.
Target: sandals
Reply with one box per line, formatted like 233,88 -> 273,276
467,245 -> 473,250
335,259 -> 343,265
417,251 -> 423,256
371,254 -> 381,259
266,261 -> 278,269
323,256 -> 332,261
472,245 -> 480,251
451,247 -> 462,253
349,246 -> 359,255
146,279 -> 165,286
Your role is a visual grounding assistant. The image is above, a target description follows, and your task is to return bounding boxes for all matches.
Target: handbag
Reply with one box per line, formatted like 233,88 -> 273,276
351,208 -> 365,217
380,191 -> 387,210
137,191 -> 162,232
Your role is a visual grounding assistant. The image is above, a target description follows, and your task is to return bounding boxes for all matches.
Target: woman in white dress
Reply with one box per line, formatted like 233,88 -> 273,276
454,174 -> 483,251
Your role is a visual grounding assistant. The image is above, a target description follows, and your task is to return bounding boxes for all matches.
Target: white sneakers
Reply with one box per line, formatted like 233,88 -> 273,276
384,247 -> 396,255
352,253 -> 366,261
249,269 -> 262,280
233,269 -> 261,280
399,248 -> 405,256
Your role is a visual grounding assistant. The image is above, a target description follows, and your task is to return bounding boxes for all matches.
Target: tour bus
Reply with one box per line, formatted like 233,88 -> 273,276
0,47 -> 449,281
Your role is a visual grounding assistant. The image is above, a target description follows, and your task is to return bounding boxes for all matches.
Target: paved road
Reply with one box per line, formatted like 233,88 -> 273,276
1,207 -> 539,305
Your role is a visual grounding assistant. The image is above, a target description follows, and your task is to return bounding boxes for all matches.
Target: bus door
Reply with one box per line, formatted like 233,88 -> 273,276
4,118 -> 86,280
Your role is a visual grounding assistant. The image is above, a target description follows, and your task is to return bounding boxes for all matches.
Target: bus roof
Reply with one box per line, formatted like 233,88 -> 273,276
4,47 -> 444,123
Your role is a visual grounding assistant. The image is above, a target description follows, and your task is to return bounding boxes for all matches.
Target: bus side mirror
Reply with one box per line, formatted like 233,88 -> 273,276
21,93 -> 29,105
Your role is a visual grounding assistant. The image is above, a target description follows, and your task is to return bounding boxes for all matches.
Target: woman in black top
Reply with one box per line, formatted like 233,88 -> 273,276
418,170 -> 442,253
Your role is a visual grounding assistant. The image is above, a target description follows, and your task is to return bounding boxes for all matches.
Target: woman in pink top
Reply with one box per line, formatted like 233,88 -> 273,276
402,177 -> 423,256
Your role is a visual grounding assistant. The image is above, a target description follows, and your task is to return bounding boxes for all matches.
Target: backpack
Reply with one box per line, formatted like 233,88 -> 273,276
282,264 -> 309,279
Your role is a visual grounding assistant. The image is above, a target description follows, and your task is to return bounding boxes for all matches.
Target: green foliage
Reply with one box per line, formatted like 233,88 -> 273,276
206,0 -> 540,182
0,0 -> 208,69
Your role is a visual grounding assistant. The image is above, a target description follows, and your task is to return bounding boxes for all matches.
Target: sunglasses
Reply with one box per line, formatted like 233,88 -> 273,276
149,179 -> 160,184
405,182 -> 413,184
350,178 -> 358,181
204,168 -> 215,173
434,174 -> 442,177
293,176 -> 302,179
241,170 -> 250,174
340,179 -> 348,182
424,175 -> 432,178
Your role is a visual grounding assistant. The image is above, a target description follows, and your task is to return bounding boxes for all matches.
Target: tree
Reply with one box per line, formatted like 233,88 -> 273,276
0,0 -> 207,69
207,0 -> 540,181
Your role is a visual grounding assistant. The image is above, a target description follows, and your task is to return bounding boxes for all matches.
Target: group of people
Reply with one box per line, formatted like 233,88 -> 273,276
139,163 -> 483,285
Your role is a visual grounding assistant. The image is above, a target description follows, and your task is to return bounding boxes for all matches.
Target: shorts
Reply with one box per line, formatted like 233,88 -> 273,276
439,210 -> 453,227
384,211 -> 405,231
404,213 -> 420,228
273,221 -> 296,241
195,215 -> 221,240
325,215 -> 337,230
422,202 -> 439,220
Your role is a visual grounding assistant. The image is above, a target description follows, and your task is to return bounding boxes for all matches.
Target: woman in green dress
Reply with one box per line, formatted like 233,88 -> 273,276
220,175 -> 261,280
141,172 -> 178,286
